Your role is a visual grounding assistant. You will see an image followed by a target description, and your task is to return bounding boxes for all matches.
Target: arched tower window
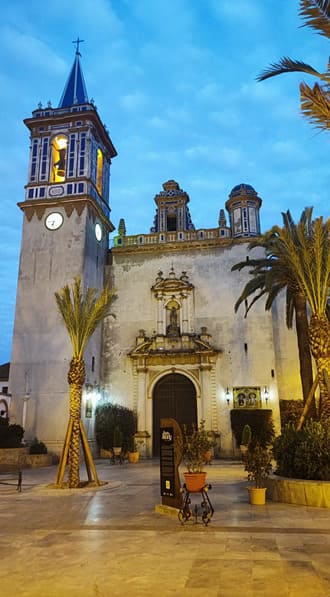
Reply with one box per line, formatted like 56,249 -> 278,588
167,213 -> 177,231
51,134 -> 68,183
96,148 -> 103,195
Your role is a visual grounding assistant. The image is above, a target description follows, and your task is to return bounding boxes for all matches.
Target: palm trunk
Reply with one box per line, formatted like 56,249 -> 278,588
309,314 -> 330,427
294,294 -> 316,418
67,357 -> 85,488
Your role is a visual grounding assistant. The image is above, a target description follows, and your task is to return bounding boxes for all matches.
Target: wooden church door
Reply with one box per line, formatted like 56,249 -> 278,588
152,373 -> 197,456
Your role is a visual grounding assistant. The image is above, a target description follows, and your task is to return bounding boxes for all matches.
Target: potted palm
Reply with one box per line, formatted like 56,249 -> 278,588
244,440 -> 272,505
182,420 -> 211,492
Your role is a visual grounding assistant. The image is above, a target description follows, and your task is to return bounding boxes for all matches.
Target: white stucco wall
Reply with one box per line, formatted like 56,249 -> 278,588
101,239 -> 295,456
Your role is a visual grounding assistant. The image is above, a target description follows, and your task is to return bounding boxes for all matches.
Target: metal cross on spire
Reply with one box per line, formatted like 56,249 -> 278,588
72,37 -> 85,55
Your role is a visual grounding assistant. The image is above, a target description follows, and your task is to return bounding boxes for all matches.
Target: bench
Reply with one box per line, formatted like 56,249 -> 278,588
0,465 -> 22,492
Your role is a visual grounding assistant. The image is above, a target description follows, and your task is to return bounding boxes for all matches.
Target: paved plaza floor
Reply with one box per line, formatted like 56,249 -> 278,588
0,459 -> 329,596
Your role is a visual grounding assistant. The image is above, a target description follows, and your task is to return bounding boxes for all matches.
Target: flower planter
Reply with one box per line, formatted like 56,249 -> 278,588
100,448 -> 113,459
240,445 -> 248,457
0,447 -> 29,466
184,472 -> 207,493
265,476 -> 330,508
128,451 -> 139,464
25,453 -> 53,468
247,486 -> 267,505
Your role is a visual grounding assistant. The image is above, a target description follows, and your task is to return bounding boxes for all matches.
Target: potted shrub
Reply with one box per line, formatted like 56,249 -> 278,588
127,436 -> 140,464
244,440 -> 272,505
182,420 -> 211,492
240,424 -> 252,458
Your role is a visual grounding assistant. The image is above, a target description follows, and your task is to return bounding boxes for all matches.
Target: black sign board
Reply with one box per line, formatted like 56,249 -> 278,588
160,418 -> 183,509
160,426 -> 175,497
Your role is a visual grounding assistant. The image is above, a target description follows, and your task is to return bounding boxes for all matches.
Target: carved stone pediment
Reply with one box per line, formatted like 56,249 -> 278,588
129,329 -> 219,360
151,268 -> 193,294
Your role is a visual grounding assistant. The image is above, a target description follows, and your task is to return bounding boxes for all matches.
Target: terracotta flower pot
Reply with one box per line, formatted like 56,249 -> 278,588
202,450 -> 212,464
128,451 -> 139,464
184,472 -> 207,492
247,486 -> 267,505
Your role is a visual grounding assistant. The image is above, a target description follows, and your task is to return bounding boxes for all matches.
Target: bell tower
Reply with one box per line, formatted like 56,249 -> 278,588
9,44 -> 117,453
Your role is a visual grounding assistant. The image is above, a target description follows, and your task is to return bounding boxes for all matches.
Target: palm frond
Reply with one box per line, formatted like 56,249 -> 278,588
55,277 -> 117,359
300,81 -> 330,130
232,208 -> 330,325
257,57 -> 323,82
299,0 -> 330,38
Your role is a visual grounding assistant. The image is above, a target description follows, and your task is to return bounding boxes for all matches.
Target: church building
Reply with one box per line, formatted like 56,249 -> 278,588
8,49 -> 301,458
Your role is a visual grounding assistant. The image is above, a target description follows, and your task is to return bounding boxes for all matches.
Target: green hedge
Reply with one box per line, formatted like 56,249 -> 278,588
230,409 -> 274,448
279,399 -> 304,428
95,402 -> 136,451
0,418 -> 25,448
273,421 -> 330,480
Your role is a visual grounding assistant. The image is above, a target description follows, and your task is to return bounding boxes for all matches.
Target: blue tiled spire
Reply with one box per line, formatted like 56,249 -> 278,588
58,45 -> 89,108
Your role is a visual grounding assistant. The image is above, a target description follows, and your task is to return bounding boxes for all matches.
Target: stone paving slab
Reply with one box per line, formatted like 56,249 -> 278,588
0,460 -> 329,596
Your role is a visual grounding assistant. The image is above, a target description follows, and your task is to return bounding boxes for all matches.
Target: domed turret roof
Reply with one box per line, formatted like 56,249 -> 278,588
229,183 -> 257,198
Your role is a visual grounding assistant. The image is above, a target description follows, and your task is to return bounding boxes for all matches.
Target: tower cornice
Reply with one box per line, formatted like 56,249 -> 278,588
18,195 -> 115,231
24,105 -> 117,158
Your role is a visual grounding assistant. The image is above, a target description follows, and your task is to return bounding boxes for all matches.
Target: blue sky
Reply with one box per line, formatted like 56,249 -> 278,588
1,0 -> 329,363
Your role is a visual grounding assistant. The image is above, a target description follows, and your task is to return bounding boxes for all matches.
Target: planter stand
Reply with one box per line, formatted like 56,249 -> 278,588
111,448 -> 123,465
178,483 -> 214,526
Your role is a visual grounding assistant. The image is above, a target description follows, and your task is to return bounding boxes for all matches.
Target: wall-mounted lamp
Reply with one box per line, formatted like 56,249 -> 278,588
226,387 -> 230,406
264,386 -> 269,405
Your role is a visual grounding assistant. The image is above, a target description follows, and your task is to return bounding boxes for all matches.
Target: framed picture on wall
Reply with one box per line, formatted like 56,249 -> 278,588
233,387 -> 261,408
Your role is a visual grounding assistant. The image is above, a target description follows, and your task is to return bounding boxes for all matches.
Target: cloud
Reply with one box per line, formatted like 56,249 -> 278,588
119,91 -> 148,111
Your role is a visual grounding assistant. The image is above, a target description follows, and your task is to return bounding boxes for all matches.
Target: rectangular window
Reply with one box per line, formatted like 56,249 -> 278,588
30,139 -> 39,182
68,134 -> 76,177
79,133 -> 86,176
233,208 -> 242,235
248,207 -> 257,233
40,137 -> 49,181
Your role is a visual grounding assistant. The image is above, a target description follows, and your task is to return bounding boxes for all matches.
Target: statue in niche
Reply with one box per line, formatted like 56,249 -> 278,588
166,306 -> 180,337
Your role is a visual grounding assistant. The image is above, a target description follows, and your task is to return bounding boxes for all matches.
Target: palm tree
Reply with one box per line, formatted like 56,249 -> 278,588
257,1 -> 330,131
232,224 -> 316,418
54,277 -> 116,488
233,208 -> 330,425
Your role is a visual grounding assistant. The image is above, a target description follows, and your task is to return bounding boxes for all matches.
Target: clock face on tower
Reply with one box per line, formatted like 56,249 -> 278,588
45,212 -> 63,230
95,222 -> 102,241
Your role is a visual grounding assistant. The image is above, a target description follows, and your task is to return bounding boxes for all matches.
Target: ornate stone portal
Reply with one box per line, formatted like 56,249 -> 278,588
129,269 -> 219,455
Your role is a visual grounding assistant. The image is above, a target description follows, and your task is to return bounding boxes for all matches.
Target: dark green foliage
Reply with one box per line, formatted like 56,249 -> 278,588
244,440 -> 272,488
183,419 -> 211,473
0,419 -> 24,448
241,424 -> 252,446
273,421 -> 330,480
113,426 -> 123,447
279,400 -> 304,427
230,409 -> 275,448
95,402 -> 136,451
29,438 -> 48,454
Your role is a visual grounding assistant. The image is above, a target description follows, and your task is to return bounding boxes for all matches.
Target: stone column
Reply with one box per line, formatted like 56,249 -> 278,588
156,294 -> 164,335
181,293 -> 188,333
